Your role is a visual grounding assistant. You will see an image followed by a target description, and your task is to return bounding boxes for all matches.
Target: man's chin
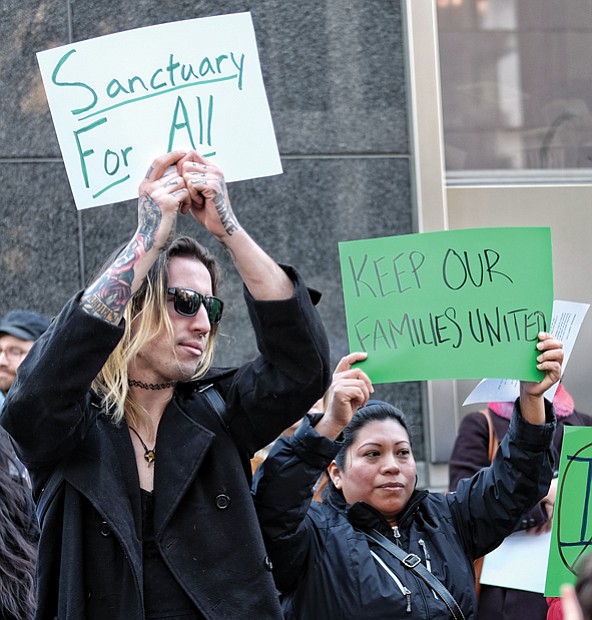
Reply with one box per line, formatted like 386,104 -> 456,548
172,367 -> 201,384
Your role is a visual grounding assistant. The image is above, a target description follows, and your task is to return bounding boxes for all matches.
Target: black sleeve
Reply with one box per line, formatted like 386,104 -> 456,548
448,401 -> 556,559
252,414 -> 338,593
0,294 -> 123,468
219,266 -> 331,454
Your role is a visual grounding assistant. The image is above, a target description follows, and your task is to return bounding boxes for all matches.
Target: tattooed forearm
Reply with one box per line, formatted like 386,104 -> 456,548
214,188 -> 240,236
80,239 -> 141,323
80,295 -> 120,323
137,192 -> 163,251
80,276 -> 133,324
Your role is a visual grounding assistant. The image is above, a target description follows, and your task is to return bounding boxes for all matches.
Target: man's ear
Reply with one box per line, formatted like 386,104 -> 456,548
328,461 -> 342,490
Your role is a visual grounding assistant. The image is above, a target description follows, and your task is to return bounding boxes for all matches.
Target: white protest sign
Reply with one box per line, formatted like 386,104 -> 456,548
480,530 -> 552,593
37,12 -> 282,210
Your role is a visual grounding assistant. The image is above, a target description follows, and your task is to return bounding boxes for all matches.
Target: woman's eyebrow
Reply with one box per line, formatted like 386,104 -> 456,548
358,440 -> 410,449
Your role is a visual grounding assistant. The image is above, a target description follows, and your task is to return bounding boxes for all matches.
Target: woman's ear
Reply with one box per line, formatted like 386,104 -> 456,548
328,461 -> 342,490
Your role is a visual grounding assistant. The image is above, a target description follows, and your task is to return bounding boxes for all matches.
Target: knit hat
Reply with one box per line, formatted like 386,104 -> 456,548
0,309 -> 51,342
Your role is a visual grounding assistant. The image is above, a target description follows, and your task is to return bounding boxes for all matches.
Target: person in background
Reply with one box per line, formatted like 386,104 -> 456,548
448,383 -> 592,619
0,429 -> 38,619
253,337 -> 563,619
0,310 -> 50,485
0,310 -> 47,617
0,310 -> 50,407
1,150 -> 330,620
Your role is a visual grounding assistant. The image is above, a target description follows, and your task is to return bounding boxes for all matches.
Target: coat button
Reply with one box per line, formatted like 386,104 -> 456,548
100,521 -> 111,537
264,555 -> 273,571
215,494 -> 231,510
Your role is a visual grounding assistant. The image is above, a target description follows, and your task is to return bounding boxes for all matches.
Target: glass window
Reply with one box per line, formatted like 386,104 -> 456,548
437,0 -> 592,184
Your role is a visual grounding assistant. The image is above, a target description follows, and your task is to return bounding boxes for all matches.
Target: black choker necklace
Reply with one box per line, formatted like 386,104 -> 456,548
128,378 -> 177,390
129,427 -> 156,465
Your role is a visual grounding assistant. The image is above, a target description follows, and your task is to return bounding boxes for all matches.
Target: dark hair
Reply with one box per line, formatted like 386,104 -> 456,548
0,432 -> 38,619
334,401 -> 411,470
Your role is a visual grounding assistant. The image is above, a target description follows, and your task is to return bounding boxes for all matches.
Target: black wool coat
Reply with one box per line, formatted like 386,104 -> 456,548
1,267 -> 330,620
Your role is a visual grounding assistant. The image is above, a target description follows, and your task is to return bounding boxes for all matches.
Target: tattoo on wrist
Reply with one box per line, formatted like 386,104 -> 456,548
213,190 -> 239,236
80,295 -> 120,323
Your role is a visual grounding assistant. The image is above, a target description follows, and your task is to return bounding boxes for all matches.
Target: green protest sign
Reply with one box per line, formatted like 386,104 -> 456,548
545,427 -> 592,596
338,227 -> 553,383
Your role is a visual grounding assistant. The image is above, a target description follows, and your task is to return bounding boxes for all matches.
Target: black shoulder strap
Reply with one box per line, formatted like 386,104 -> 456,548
35,461 -> 66,529
197,383 -> 254,480
198,383 -> 230,431
363,529 -> 466,620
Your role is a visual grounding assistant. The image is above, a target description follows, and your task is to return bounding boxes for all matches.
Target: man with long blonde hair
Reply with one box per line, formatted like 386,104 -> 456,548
1,150 -> 330,619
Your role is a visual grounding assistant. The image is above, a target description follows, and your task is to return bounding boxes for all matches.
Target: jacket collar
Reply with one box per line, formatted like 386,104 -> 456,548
325,485 -> 429,534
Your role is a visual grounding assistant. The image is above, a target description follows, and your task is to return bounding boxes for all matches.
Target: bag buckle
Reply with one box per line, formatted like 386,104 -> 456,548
403,553 -> 421,568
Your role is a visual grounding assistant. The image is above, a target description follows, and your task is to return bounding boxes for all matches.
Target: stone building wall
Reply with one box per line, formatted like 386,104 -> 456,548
0,0 -> 424,455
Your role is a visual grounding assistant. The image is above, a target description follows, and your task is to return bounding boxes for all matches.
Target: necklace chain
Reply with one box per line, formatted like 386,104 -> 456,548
128,378 -> 177,390
129,427 -> 156,465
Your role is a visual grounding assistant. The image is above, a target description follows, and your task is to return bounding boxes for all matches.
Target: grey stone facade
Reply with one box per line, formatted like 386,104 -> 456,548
0,1 -> 423,455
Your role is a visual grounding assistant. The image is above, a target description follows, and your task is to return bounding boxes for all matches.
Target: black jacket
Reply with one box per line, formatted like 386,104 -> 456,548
253,405 -> 555,619
449,407 -> 592,530
0,267 -> 330,620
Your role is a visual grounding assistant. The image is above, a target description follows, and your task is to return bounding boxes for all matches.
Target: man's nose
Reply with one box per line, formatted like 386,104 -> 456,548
189,304 -> 211,334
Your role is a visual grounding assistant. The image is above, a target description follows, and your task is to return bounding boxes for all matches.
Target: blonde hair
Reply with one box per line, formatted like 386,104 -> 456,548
91,236 -> 221,429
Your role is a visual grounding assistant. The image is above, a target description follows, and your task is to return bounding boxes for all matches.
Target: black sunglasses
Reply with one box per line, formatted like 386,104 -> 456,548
167,287 -> 224,324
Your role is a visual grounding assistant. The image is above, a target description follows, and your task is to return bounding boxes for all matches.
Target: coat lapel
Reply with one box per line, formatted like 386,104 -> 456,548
152,397 -> 215,535
63,416 -> 143,568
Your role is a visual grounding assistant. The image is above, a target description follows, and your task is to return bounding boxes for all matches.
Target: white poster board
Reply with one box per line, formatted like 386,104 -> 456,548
37,12 -> 282,209
480,530 -> 552,593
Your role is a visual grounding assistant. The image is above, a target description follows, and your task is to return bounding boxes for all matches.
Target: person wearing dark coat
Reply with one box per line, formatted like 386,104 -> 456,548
0,151 -> 330,620
449,384 -> 592,620
253,342 -> 563,620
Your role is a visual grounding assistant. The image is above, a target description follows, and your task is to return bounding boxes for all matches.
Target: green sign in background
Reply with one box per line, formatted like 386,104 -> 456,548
338,227 -> 553,384
545,427 -> 592,596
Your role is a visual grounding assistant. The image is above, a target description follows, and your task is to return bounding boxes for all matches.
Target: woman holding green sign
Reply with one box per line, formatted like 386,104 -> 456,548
253,334 -> 563,619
